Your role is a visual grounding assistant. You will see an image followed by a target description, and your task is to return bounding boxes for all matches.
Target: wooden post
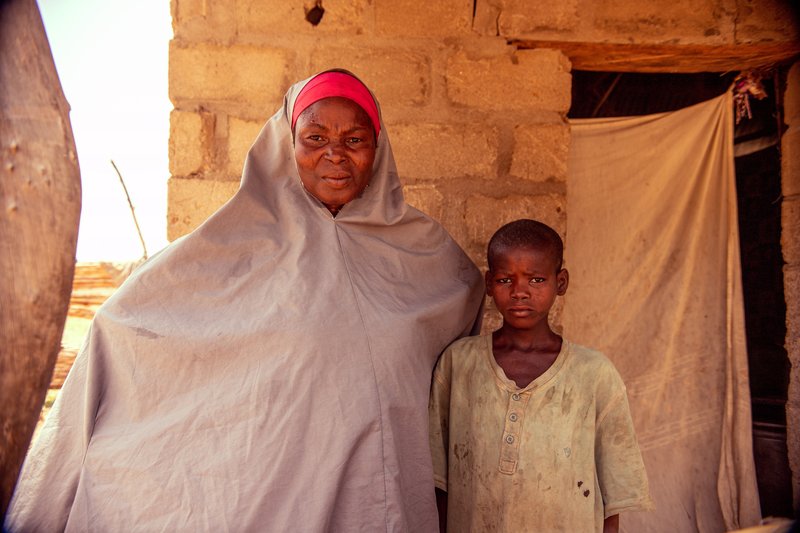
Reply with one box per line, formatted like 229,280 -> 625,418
0,0 -> 82,518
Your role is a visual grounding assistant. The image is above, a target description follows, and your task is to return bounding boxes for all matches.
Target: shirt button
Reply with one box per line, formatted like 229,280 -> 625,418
505,435 -> 515,444
512,393 -> 520,401
509,413 -> 518,422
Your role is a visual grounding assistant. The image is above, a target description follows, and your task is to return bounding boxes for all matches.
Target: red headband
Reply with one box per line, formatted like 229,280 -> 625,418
291,72 -> 380,137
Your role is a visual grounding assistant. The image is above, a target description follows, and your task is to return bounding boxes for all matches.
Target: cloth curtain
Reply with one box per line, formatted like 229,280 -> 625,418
564,92 -> 761,532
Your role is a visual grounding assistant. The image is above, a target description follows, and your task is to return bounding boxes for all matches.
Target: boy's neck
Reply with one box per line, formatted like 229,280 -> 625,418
493,322 -> 561,351
491,324 -> 563,389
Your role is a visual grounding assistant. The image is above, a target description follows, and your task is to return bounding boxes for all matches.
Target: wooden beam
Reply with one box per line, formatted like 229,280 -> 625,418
513,40 -> 800,73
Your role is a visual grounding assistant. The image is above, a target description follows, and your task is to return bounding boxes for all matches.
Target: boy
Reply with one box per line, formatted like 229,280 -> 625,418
429,219 -> 653,532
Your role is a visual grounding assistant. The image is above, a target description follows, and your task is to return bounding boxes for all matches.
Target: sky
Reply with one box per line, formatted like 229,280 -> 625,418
37,0 -> 172,261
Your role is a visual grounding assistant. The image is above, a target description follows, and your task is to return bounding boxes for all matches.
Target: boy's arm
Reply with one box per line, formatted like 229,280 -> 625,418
429,350 -> 452,530
603,514 -> 619,533
435,487 -> 448,533
428,351 -> 452,493
595,379 -> 654,517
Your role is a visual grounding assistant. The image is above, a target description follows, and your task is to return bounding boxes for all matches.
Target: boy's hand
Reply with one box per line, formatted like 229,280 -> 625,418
435,488 -> 447,533
603,514 -> 619,533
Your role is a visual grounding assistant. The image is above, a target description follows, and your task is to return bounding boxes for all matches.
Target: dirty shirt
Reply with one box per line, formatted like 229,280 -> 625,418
429,335 -> 653,532
6,72 -> 484,533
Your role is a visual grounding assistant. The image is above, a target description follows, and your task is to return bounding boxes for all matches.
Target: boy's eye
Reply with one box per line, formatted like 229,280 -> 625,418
497,278 -> 511,284
530,277 -> 545,284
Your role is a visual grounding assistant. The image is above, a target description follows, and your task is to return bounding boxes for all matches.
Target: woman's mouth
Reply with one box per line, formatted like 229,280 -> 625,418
322,174 -> 352,188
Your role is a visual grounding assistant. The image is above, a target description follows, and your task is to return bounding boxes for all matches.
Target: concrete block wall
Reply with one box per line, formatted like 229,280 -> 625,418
783,61 -> 800,513
167,0 -> 572,275
168,0 -> 798,331
474,0 -> 799,44
167,0 -> 798,250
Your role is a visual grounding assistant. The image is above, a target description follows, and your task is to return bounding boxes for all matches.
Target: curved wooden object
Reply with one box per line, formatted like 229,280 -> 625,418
0,0 -> 82,518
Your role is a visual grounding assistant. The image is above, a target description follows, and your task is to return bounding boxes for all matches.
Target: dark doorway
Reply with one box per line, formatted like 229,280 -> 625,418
569,70 -> 792,519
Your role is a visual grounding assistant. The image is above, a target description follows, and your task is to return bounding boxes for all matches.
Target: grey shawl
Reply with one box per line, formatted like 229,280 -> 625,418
6,72 -> 484,532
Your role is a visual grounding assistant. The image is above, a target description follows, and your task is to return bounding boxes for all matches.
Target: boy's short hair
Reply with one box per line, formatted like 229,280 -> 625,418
487,219 -> 564,271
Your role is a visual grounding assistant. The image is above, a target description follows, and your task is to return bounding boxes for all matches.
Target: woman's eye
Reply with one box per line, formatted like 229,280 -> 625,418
307,135 -> 323,142
347,137 -> 363,144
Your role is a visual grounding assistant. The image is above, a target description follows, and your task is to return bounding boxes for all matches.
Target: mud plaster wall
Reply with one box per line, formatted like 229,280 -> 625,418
167,0 -> 799,508
784,62 -> 800,513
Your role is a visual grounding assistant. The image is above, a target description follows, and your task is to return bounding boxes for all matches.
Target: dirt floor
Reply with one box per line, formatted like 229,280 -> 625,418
33,261 -> 131,442
33,316 -> 92,442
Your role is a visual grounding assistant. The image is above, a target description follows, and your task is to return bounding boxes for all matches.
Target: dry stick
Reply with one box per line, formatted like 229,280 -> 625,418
110,159 -> 148,260
591,73 -> 622,118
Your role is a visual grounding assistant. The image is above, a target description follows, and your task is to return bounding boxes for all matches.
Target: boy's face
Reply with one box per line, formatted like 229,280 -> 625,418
485,245 -> 569,331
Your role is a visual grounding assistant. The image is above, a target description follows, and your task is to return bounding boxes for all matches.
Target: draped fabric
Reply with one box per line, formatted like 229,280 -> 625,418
6,72 -> 484,532
564,92 -> 761,532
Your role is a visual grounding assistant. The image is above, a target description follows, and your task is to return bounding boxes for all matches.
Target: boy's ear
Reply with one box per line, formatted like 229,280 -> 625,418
484,270 -> 493,296
556,268 -> 569,296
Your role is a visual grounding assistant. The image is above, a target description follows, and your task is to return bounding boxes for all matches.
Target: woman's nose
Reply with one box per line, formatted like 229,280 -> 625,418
324,140 -> 346,162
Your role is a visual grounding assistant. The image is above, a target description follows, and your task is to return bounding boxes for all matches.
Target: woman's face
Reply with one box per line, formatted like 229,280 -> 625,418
294,97 -> 376,215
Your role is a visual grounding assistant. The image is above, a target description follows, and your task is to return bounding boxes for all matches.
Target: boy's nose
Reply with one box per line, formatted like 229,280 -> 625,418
511,281 -> 529,299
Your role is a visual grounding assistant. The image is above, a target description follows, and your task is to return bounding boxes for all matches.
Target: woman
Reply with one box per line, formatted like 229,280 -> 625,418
5,70 -> 484,531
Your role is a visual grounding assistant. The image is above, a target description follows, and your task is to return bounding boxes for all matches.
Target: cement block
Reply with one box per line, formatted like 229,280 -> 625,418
169,42 -> 291,107
497,0 -> 579,35
375,0 -> 472,37
783,126 -> 800,198
480,308 -> 503,337
591,0 -> 732,42
785,62 -> 800,128
236,0 -> 371,37
403,184 -> 444,222
167,177 -> 239,240
169,110 -> 205,177
735,0 -> 800,43
510,123 -> 569,182
783,196 -> 800,265
446,49 -> 571,113
309,50 -> 431,107
227,117 -> 264,176
783,260 -> 800,508
172,0 -> 236,42
782,266 -> 799,508
391,122 -> 499,180
789,432 -> 800,510
465,193 -> 566,250
429,192 -> 470,252
473,0 -> 501,36
402,183 -> 476,254
785,267 -> 800,356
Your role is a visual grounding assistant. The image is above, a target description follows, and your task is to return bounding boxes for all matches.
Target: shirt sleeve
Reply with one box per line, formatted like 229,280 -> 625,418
594,367 -> 655,518
428,348 -> 452,492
